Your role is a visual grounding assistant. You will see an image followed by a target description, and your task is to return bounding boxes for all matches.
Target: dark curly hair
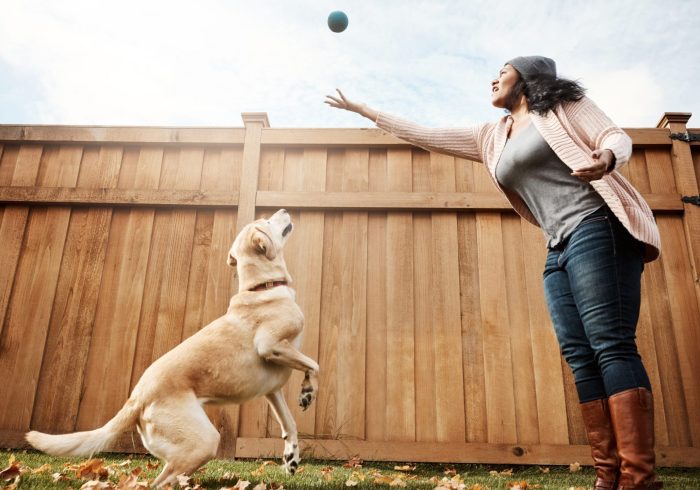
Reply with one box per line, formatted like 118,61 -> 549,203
505,73 -> 586,116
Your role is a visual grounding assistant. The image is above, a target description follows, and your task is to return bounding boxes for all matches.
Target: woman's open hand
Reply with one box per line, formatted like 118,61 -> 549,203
325,89 -> 378,121
324,89 -> 361,112
571,149 -> 615,182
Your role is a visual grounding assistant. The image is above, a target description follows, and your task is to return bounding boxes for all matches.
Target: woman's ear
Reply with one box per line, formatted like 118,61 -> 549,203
252,228 -> 277,260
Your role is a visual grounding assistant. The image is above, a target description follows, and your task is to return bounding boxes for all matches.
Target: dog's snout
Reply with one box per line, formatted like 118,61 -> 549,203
280,209 -> 288,214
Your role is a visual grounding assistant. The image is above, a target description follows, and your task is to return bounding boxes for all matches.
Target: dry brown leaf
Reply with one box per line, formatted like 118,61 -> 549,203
537,466 -> 550,474
468,484 -> 486,490
252,460 -> 277,477
220,471 -> 238,481
569,462 -> 581,473
432,475 -> 467,490
31,463 -> 52,474
389,477 -> 407,487
507,481 -> 530,489
0,462 -> 21,482
320,466 -> 334,481
79,480 -> 114,489
146,460 -> 160,470
252,483 -> 267,490
444,467 -> 457,476
116,470 -> 150,490
269,483 -> 284,490
232,480 -> 251,489
295,466 -> 305,474
52,471 -> 70,483
345,476 -> 359,487
371,471 -> 395,485
393,465 -> 416,472
343,457 -> 363,469
75,459 -> 109,480
177,473 -> 192,486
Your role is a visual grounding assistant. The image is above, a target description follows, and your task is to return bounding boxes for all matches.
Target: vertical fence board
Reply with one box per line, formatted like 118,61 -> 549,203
502,215 -> 539,444
365,149 -> 388,442
412,150 -> 436,442
335,150 -> 369,440
384,148 -> 416,441
429,153 -> 465,442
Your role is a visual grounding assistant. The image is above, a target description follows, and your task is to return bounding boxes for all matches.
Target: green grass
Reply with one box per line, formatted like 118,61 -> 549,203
2,450 -> 699,489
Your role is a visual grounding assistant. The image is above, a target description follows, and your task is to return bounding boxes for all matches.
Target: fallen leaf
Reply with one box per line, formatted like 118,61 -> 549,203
269,483 -> 284,490
252,461 -> 277,477
75,459 -> 109,480
0,462 -> 21,482
146,460 -> 160,470
232,480 -> 251,489
220,471 -> 238,481
507,481 -> 530,489
177,473 -> 192,486
79,480 -> 114,489
390,477 -> 407,487
444,467 -> 457,476
295,466 -> 305,474
538,466 -> 550,474
252,483 -> 267,490
345,476 -> 359,486
432,475 -> 467,490
320,466 -> 334,481
52,471 -> 70,483
394,465 -> 416,472
343,457 -> 363,469
569,462 -> 581,473
116,472 -> 150,490
31,463 -> 52,474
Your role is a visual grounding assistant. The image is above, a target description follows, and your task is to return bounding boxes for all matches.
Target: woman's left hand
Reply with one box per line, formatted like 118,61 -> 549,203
571,149 -> 615,182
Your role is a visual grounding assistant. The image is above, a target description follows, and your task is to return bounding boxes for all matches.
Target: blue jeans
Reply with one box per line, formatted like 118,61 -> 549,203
543,206 -> 652,403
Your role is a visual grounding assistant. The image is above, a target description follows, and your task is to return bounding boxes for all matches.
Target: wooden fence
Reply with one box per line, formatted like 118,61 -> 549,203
0,112 -> 699,467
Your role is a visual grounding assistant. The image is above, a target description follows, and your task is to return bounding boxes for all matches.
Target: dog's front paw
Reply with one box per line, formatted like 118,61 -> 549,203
283,443 -> 300,475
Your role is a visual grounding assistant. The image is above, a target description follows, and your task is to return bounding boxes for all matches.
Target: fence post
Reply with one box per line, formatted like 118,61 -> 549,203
656,112 -> 700,307
238,113 -> 269,234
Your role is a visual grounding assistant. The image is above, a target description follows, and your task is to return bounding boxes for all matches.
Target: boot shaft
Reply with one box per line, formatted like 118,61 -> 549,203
608,388 -> 662,489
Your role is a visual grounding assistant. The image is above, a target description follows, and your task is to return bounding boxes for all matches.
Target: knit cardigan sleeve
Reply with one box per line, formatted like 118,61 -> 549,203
564,97 -> 633,169
375,112 -> 493,163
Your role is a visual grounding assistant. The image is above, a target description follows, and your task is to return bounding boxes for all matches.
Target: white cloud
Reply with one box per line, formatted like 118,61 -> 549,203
582,66 -> 665,128
0,0 -> 698,128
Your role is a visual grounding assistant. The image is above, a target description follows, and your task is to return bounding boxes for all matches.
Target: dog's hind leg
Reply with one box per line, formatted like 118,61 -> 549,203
140,393 -> 220,488
256,338 -> 319,410
265,390 -> 300,475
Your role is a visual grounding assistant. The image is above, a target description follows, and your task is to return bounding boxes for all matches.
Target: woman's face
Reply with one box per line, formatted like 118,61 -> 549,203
491,64 -> 520,109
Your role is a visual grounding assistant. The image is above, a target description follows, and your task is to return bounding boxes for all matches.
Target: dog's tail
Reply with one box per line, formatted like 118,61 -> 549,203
25,397 -> 141,457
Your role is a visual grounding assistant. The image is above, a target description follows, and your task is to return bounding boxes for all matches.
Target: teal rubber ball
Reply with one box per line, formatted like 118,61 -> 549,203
328,11 -> 348,33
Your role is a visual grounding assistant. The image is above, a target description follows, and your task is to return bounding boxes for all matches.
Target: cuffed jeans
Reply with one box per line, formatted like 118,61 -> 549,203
543,206 -> 652,403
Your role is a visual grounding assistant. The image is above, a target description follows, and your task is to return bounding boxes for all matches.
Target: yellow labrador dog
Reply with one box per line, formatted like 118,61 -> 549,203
26,209 -> 319,487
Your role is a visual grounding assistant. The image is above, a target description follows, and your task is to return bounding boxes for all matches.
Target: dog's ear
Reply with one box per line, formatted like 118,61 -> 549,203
227,254 -> 237,268
252,228 -> 277,260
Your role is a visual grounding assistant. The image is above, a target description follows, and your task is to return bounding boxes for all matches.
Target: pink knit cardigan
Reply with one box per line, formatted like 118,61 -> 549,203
375,96 -> 661,262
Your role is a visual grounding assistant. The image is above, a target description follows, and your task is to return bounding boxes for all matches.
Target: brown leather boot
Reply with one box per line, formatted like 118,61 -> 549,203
581,398 -> 620,489
608,388 -> 663,489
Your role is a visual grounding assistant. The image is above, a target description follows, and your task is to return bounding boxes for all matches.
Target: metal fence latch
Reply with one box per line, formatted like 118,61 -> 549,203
682,195 -> 700,206
670,132 -> 700,142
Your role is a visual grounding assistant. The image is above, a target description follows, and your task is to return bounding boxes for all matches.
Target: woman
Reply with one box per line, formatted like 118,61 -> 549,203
326,56 -> 662,490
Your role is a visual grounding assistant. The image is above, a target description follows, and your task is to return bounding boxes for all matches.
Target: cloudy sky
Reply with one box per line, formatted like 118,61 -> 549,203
1,0 -> 697,129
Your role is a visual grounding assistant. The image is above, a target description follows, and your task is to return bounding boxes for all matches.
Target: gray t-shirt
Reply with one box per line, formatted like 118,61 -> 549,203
495,122 -> 605,249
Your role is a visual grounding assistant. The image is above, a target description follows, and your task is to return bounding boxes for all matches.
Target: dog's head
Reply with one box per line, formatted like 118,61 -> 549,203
228,209 -> 293,289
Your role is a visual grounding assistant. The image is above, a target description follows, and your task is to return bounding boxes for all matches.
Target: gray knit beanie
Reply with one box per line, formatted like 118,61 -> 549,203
506,56 -> 557,79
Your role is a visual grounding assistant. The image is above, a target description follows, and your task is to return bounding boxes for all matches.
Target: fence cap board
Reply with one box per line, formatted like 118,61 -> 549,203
0,124 -> 672,148
0,125 -> 246,145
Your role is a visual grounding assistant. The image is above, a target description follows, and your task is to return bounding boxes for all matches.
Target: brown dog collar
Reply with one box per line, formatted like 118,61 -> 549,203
249,280 -> 288,292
